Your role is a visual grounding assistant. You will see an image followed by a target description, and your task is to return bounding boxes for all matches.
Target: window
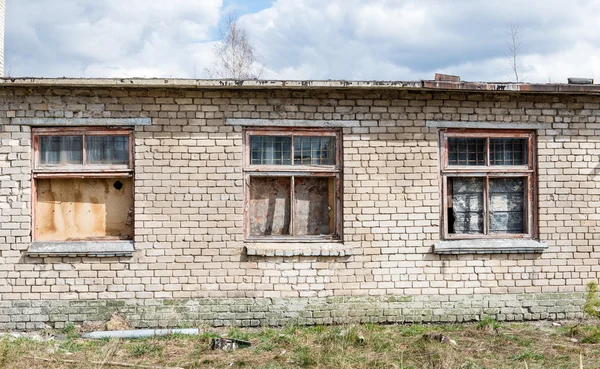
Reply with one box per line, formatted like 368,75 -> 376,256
32,127 -> 134,242
440,130 -> 536,239
243,128 -> 342,241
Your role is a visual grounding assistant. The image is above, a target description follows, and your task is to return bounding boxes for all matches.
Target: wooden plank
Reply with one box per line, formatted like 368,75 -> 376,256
35,177 -> 133,241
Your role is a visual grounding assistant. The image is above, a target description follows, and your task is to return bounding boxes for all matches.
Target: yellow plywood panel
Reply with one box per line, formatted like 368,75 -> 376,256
36,177 -> 133,241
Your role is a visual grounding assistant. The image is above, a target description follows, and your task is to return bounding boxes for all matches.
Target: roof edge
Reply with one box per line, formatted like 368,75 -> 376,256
0,77 -> 423,89
1,77 -> 600,94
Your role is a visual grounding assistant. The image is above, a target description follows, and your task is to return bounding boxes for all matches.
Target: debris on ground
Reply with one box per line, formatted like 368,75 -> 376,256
0,332 -> 55,342
105,313 -> 132,331
82,321 -> 106,333
211,337 -> 252,351
422,332 -> 457,345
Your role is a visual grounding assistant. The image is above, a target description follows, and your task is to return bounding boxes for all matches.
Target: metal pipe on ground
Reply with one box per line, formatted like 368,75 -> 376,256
82,328 -> 199,339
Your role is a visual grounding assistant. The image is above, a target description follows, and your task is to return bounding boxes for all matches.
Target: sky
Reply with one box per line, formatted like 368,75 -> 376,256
4,0 -> 600,83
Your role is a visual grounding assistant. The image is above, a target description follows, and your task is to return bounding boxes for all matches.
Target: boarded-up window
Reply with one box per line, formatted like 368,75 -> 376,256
293,177 -> 335,236
244,129 -> 341,240
36,178 -> 133,241
249,177 -> 291,236
441,130 -> 536,239
33,128 -> 134,242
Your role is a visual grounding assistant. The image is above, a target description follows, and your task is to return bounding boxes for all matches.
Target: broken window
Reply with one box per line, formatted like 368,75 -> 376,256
440,130 -> 536,239
32,127 -> 134,241
244,129 -> 341,240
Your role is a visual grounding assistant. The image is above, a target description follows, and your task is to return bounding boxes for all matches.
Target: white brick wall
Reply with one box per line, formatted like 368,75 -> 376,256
0,86 -> 599,327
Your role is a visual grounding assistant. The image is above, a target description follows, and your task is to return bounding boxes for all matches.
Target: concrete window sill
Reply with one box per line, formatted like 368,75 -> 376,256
433,239 -> 547,254
245,242 -> 352,257
27,241 -> 135,257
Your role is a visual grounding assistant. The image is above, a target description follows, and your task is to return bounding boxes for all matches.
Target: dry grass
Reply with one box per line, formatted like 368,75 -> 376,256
1,321 -> 600,369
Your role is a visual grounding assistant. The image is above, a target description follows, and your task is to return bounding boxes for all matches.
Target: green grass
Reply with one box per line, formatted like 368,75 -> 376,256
1,321 -> 599,368
128,341 -> 164,357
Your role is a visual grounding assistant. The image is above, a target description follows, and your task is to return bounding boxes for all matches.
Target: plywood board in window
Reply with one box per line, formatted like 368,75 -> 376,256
36,177 -> 133,241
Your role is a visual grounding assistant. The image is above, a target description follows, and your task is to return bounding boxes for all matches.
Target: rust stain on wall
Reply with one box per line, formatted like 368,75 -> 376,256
36,177 -> 133,241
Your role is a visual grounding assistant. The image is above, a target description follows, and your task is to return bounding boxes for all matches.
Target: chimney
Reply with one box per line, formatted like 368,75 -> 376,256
0,0 -> 4,77
435,73 -> 460,82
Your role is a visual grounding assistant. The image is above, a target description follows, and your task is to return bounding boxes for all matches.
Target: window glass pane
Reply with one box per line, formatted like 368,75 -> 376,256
449,177 -> 484,234
294,136 -> 336,165
448,138 -> 485,166
249,136 -> 292,165
86,135 -> 130,165
489,177 -> 526,233
293,177 -> 334,236
249,177 -> 291,236
39,136 -> 83,165
490,138 -> 528,165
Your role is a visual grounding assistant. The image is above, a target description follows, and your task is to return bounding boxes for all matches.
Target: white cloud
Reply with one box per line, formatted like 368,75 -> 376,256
242,0 -> 600,82
5,0 -> 222,77
5,0 -> 600,82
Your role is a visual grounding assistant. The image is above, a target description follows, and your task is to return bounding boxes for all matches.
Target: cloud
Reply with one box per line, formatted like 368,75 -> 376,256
242,0 -> 600,82
5,0 -> 600,82
5,0 -> 222,77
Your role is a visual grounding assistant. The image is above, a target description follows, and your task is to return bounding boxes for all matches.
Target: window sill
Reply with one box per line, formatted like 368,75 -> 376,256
433,239 -> 547,254
27,241 -> 134,257
245,242 -> 351,257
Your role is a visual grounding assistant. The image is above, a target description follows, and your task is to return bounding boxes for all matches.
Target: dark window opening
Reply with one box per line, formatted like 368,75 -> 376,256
441,130 -> 535,240
490,138 -> 528,166
448,138 -> 485,166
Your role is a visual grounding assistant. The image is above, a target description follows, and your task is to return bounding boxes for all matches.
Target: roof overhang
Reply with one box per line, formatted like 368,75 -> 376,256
2,77 -> 600,94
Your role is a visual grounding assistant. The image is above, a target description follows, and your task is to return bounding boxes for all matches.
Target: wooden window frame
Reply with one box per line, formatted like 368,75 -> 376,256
31,127 -> 135,242
439,129 -> 537,240
32,127 -> 134,178
243,128 -> 343,242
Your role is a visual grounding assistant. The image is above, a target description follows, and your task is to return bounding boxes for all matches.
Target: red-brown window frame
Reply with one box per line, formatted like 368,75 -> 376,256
439,129 -> 537,240
243,128 -> 343,242
31,127 -> 135,242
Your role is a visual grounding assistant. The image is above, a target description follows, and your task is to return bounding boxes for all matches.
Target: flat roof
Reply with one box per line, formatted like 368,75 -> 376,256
1,77 -> 600,94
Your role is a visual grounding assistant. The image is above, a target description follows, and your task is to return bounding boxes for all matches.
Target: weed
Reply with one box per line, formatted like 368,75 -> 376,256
409,337 -> 461,369
59,338 -> 85,353
198,331 -> 220,340
62,323 -> 80,340
581,327 -> 600,344
260,363 -> 286,369
228,327 -> 251,341
511,349 -> 544,362
292,346 -> 316,367
0,338 -> 8,367
476,315 -> 501,333
584,281 -> 600,319
281,323 -> 299,336
506,334 -> 533,347
128,341 -> 163,357
62,323 -> 77,334
398,324 -> 429,336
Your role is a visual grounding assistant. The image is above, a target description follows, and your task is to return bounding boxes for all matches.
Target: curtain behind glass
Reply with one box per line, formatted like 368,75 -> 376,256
86,135 -> 129,165
39,136 -> 83,165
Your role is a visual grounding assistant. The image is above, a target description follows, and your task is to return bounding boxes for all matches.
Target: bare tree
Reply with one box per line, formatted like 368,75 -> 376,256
205,14 -> 264,79
506,23 -> 523,82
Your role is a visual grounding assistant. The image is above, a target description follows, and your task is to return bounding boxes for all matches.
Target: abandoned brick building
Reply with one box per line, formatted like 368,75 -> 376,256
0,76 -> 599,329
